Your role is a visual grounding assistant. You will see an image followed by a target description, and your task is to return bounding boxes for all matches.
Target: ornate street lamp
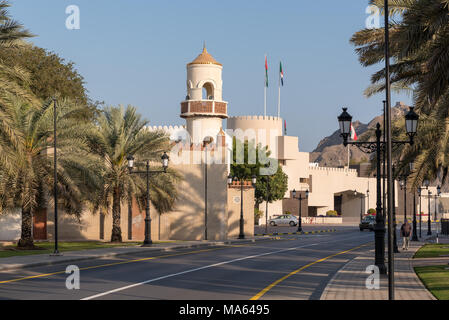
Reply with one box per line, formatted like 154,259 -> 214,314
228,173 -> 257,239
52,98 -> 60,256
418,186 -> 422,238
203,137 -> 213,240
337,106 -> 419,277
405,107 -> 419,143
292,189 -> 309,232
436,185 -> 441,237
127,152 -> 169,246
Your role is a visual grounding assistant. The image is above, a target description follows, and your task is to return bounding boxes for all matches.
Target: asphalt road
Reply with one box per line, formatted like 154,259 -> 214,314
0,228 -> 375,300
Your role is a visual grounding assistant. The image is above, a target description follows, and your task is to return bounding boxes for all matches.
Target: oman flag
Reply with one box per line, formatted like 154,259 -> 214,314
350,123 -> 358,141
279,61 -> 284,86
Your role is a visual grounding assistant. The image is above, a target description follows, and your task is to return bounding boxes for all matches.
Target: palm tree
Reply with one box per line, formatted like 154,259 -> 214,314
0,0 -> 33,46
350,0 -> 449,186
88,105 -> 180,242
0,97 -> 101,248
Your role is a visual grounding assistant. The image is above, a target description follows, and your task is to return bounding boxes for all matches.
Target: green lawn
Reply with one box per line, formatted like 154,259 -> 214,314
0,241 -> 143,258
415,265 -> 449,300
414,244 -> 449,259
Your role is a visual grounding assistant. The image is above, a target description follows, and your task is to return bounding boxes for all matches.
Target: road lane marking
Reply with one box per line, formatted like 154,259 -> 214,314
0,244 -> 254,285
249,242 -> 372,300
81,243 -> 320,300
0,232 -> 371,288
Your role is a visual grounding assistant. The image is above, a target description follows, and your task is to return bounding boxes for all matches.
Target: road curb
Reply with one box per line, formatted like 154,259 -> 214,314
254,228 -> 337,237
0,237 -> 276,273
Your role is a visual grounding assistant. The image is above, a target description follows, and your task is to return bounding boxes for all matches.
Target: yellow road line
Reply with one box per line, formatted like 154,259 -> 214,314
0,243 -> 255,285
250,242 -> 372,300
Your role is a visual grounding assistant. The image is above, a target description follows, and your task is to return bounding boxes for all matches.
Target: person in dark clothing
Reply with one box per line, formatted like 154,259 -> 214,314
400,219 -> 412,251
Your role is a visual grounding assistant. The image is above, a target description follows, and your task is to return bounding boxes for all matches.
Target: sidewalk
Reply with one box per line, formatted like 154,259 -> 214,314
321,241 -> 436,300
0,237 -> 274,273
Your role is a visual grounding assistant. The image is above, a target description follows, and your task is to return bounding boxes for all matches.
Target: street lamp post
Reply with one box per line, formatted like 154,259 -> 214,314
338,106 -> 419,276
412,185 -> 419,241
127,152 -> 169,246
360,192 -> 364,224
428,190 -> 433,236
292,189 -> 309,232
354,190 -> 364,224
52,98 -> 59,255
229,174 -> 257,239
265,176 -> 270,234
418,187 -> 422,238
420,180 -> 431,236
203,137 -> 213,240
392,166 -> 399,253
400,179 -> 407,222
435,186 -> 441,239
367,189 -> 370,212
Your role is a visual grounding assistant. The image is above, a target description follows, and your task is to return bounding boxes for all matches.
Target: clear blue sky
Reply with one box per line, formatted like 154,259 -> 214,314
10,0 -> 411,152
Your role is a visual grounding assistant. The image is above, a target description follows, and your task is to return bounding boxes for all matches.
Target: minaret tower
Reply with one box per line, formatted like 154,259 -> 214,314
180,45 -> 228,144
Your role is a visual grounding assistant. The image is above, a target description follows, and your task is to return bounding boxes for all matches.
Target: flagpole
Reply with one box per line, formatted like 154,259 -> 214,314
278,64 -> 281,118
264,85 -> 267,117
264,54 -> 267,117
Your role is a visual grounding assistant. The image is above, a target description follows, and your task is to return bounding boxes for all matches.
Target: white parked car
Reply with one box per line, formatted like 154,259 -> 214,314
269,214 -> 298,227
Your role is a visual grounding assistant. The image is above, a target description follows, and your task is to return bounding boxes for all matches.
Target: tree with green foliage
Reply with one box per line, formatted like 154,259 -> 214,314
0,44 -> 89,104
87,105 -> 180,242
0,98 -> 101,248
230,137 -> 271,179
230,137 -> 288,215
254,165 -> 288,208
0,1 -> 33,47
351,0 -> 449,186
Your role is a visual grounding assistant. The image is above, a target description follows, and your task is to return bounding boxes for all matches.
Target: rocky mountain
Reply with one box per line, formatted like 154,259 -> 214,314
310,102 -> 410,167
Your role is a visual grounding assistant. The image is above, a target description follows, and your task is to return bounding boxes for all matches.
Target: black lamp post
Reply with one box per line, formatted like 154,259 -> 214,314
292,189 -> 309,232
392,165 -> 399,253
436,185 -> 441,237
367,189 -> 370,213
203,137 -> 213,240
418,186 -> 422,238
420,179 -> 431,236
412,183 -> 419,242
338,106 -> 419,275
52,98 -> 60,255
265,176 -> 270,234
229,174 -> 257,239
354,190 -> 364,224
127,152 -> 169,246
400,180 -> 407,222
428,190 -> 433,236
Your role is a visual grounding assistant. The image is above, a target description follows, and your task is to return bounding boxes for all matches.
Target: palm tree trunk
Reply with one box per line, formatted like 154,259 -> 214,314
18,206 -> 34,248
111,187 -> 122,242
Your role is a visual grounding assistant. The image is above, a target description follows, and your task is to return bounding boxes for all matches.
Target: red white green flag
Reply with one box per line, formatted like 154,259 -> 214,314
280,61 -> 284,86
350,123 -> 358,141
265,55 -> 268,87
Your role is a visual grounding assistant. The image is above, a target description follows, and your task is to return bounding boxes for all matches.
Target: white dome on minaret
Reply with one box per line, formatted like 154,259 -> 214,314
180,45 -> 228,144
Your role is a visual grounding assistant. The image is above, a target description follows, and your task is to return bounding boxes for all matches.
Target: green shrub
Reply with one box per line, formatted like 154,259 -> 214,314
367,208 -> 376,215
326,210 -> 338,217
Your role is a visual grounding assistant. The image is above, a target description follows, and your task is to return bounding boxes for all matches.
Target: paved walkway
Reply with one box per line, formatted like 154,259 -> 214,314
321,241 -> 436,300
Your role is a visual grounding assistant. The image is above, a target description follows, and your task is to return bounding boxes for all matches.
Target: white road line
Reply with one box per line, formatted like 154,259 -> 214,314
81,243 -> 319,300
82,232 -> 372,300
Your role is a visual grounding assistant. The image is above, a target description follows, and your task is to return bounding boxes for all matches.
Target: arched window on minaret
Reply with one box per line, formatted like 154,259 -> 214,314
202,82 -> 214,100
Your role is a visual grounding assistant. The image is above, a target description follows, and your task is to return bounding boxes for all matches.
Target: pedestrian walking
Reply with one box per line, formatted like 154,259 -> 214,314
400,219 -> 412,251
